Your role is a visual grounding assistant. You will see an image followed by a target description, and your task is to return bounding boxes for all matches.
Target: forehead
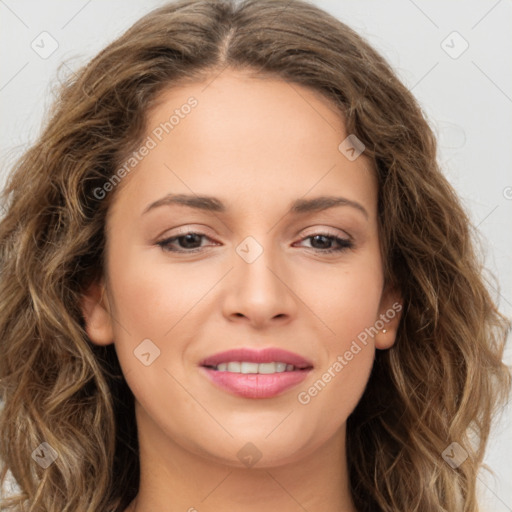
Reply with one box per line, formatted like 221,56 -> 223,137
108,70 -> 377,220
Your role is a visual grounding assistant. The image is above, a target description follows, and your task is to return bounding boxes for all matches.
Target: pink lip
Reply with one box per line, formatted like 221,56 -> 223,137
201,368 -> 311,398
199,348 -> 313,399
199,347 -> 313,368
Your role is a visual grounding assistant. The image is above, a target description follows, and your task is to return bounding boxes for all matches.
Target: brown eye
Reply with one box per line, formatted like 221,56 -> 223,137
296,233 -> 353,254
157,232 -> 212,252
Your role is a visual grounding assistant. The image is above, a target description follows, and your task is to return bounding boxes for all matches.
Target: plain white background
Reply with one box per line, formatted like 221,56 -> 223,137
1,0 -> 511,510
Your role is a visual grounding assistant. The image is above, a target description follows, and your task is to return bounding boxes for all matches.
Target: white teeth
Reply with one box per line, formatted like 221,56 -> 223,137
212,361 -> 297,373
240,362 -> 259,374
227,362 -> 241,372
276,362 -> 287,372
258,362 -> 277,374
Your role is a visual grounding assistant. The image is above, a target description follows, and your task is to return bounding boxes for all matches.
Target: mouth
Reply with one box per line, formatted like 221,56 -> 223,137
200,347 -> 313,368
203,361 -> 310,373
199,347 -> 313,399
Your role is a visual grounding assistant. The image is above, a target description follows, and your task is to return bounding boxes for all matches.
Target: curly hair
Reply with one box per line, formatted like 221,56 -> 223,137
0,0 -> 510,510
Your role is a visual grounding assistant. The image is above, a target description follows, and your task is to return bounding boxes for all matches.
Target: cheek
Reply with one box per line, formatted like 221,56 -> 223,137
106,240 -> 216,341
291,255 -> 382,432
106,253 -> 209,441
294,342 -> 374,448
298,251 -> 384,343
295,271 -> 380,437
104,243 -> 230,409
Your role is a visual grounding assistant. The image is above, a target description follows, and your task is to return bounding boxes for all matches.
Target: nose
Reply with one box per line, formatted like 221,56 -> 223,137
222,241 -> 297,329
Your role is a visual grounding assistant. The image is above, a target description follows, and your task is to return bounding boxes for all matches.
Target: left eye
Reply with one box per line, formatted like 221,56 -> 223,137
156,232 -> 353,254
297,233 -> 353,253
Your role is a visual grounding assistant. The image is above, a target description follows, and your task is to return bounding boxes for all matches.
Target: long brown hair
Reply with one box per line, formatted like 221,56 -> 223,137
0,1 -> 510,510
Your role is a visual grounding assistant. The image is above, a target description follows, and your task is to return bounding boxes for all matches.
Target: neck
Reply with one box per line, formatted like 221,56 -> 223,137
127,401 -> 357,512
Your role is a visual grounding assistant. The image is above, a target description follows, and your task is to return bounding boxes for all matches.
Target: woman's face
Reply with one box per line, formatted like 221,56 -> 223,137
83,69 -> 401,468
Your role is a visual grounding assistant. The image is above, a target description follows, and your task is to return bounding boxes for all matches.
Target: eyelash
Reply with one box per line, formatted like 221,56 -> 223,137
156,230 -> 353,254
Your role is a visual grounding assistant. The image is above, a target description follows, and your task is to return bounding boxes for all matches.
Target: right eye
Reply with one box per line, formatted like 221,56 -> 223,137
156,231 -> 218,253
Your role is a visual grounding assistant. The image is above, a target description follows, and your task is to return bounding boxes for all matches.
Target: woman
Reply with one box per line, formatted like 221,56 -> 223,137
0,0 -> 509,510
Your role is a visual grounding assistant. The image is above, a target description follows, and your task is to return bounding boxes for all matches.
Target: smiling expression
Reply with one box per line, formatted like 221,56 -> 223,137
82,68 -> 401,468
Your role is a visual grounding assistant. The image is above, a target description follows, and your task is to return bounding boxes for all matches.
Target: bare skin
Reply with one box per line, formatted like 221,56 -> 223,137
81,68 -> 401,512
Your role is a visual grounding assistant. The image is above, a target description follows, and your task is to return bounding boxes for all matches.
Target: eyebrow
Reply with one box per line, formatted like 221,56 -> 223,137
142,193 -> 369,219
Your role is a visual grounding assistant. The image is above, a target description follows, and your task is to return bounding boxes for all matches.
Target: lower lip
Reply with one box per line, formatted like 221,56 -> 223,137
200,367 -> 311,399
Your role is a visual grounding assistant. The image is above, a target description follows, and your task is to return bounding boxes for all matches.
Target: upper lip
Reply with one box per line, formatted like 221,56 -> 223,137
200,348 -> 313,369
